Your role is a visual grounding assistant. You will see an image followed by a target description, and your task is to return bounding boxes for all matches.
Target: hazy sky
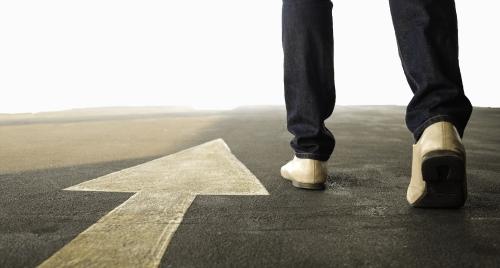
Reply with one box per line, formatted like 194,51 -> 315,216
1,0 -> 498,113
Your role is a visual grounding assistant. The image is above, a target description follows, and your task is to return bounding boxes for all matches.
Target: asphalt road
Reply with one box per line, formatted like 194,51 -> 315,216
1,105 -> 499,267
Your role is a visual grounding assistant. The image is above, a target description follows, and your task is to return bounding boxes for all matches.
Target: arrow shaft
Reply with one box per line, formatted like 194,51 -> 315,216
38,192 -> 195,268
39,139 -> 269,267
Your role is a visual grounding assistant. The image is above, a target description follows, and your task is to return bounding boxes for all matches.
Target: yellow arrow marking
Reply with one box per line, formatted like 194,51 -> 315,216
38,138 -> 269,268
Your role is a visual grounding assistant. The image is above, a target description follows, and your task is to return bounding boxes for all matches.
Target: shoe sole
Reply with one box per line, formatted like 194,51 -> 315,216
292,181 -> 325,190
412,150 -> 467,208
281,171 -> 326,190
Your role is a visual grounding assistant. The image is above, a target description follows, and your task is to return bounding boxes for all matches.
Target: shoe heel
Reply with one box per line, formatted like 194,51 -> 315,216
292,181 -> 325,190
418,151 -> 467,208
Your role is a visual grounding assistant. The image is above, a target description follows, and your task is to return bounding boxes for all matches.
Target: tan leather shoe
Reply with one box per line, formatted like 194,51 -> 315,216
280,155 -> 328,190
407,121 -> 467,208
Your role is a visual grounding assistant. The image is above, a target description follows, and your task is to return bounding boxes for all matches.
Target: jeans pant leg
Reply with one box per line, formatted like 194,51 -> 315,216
388,0 -> 473,143
282,0 -> 336,161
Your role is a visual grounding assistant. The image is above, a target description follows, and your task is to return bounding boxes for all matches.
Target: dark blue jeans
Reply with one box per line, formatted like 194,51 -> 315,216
282,0 -> 473,161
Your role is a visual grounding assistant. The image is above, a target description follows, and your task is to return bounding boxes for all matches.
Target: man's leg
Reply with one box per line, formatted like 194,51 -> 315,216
389,0 -> 472,208
282,0 -> 336,161
388,0 -> 473,142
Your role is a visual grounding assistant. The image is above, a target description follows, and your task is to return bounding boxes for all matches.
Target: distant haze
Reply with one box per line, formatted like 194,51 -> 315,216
1,0 -> 498,113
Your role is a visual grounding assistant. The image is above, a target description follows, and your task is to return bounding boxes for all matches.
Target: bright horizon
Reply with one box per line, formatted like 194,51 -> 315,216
1,0 -> 499,114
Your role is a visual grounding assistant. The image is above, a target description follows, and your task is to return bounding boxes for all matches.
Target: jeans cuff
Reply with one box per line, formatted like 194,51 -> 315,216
412,115 -> 455,143
295,152 -> 330,161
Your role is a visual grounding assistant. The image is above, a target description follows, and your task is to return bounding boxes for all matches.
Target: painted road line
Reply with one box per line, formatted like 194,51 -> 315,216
38,138 -> 269,268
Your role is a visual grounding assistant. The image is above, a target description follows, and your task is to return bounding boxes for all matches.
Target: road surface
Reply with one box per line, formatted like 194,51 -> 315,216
1,105 -> 499,267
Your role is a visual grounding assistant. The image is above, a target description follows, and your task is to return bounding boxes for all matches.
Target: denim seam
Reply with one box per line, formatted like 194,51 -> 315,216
295,152 -> 329,160
393,28 -> 419,94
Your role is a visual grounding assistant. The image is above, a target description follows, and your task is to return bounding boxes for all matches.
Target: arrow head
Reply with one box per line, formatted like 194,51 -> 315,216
65,138 -> 269,195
